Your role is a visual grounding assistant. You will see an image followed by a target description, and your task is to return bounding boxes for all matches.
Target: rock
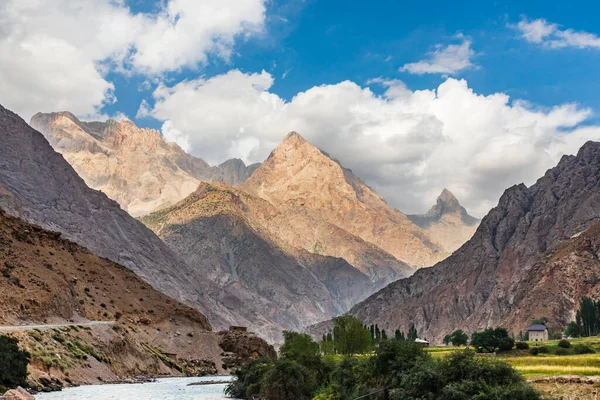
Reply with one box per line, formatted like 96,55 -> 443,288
3,387 -> 34,400
218,326 -> 277,370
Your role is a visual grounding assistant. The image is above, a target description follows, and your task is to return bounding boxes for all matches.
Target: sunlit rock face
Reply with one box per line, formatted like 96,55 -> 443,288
30,112 -> 258,217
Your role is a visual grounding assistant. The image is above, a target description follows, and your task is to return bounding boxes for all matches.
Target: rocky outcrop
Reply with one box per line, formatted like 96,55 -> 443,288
29,112 -> 259,216
242,132 -> 445,268
408,189 -> 479,253
328,141 -> 600,343
219,326 -> 277,370
3,387 -> 34,400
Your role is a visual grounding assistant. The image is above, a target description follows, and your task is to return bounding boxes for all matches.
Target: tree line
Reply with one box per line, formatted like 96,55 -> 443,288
226,316 -> 540,400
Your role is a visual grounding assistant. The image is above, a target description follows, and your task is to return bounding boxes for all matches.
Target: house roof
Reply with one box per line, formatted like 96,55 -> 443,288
415,338 -> 429,343
527,324 -> 547,331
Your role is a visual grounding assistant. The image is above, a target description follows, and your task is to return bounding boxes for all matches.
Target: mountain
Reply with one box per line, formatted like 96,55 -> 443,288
140,182 -> 374,341
0,208 -> 275,386
241,132 -> 445,268
408,189 -> 479,253
29,112 -> 259,216
329,141 -> 600,342
0,104 -> 274,335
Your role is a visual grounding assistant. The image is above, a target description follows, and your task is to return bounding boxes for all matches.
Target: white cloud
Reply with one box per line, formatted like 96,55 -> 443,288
143,70 -> 600,217
513,18 -> 600,49
400,36 -> 475,75
0,0 -> 266,120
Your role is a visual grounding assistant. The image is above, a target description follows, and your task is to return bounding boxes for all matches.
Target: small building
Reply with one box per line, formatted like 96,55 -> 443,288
527,324 -> 548,341
414,338 -> 430,347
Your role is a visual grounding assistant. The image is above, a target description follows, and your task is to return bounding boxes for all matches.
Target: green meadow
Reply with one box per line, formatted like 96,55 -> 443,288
426,337 -> 600,378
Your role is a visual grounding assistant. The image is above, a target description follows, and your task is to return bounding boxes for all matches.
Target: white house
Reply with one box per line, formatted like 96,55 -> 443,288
527,324 -> 548,341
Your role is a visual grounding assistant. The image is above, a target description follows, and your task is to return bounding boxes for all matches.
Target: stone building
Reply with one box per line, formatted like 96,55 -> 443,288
527,324 -> 548,341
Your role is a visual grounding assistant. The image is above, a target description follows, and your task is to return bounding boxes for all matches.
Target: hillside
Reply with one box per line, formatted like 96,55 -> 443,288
30,112 -> 258,216
140,182 -> 375,341
0,208 -> 223,384
323,141 -> 600,342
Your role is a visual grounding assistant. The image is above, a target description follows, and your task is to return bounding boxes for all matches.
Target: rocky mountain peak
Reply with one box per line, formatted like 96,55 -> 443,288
407,189 -> 479,253
437,188 -> 460,210
243,132 -> 446,268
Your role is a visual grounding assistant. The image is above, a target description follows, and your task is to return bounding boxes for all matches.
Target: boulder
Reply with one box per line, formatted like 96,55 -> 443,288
3,387 -> 34,400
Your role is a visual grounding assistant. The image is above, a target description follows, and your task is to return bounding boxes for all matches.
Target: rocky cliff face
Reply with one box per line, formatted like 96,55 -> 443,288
336,141 -> 600,342
29,112 -> 258,217
140,182 -> 376,341
0,104 -> 271,335
242,132 -> 445,268
408,189 -> 479,253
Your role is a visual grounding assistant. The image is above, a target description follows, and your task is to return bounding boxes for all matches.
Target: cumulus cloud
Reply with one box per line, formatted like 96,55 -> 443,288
142,70 -> 600,216
513,17 -> 600,49
400,36 -> 475,75
0,0 -> 266,120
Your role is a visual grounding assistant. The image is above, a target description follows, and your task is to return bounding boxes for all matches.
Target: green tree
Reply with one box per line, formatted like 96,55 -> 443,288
332,316 -> 371,355
407,323 -> 418,341
448,329 -> 468,346
470,328 -> 514,353
564,321 -> 581,338
443,334 -> 452,346
381,329 -> 387,340
0,335 -> 30,391
260,359 -> 317,400
225,358 -> 274,399
280,331 -> 319,362
394,329 -> 405,341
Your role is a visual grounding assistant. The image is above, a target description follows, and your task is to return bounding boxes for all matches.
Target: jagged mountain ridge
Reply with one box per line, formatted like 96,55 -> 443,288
241,132 -> 446,268
330,141 -> 600,342
30,112 -> 259,216
408,189 -> 480,253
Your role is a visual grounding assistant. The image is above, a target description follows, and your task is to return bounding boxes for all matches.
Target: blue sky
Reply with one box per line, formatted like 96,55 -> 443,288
2,0 -> 600,215
102,0 -> 600,128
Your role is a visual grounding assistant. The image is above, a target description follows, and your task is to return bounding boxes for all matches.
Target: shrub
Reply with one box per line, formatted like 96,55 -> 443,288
555,348 -> 569,356
573,344 -> 595,354
558,339 -> 571,349
537,346 -> 549,354
0,335 -> 30,389
260,359 -> 317,400
529,347 -> 539,356
516,342 -> 529,350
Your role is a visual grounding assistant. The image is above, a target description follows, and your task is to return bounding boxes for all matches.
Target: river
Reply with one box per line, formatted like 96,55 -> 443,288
35,376 -> 236,400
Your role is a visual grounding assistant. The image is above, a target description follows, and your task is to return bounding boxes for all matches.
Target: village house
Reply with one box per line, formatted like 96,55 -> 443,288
527,324 -> 549,341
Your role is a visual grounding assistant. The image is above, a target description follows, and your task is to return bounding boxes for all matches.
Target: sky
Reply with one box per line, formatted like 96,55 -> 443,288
2,0 -> 600,216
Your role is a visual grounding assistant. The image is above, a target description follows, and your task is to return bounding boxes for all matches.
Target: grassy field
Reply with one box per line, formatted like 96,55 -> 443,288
426,337 -> 600,379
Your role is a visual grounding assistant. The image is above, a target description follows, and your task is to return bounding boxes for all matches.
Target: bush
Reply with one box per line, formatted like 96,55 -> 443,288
516,341 -> 529,350
558,339 -> 571,349
573,344 -> 595,354
260,359 -> 317,400
499,337 -> 515,351
538,346 -> 549,354
529,347 -> 539,356
0,335 -> 30,389
555,348 -> 569,356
